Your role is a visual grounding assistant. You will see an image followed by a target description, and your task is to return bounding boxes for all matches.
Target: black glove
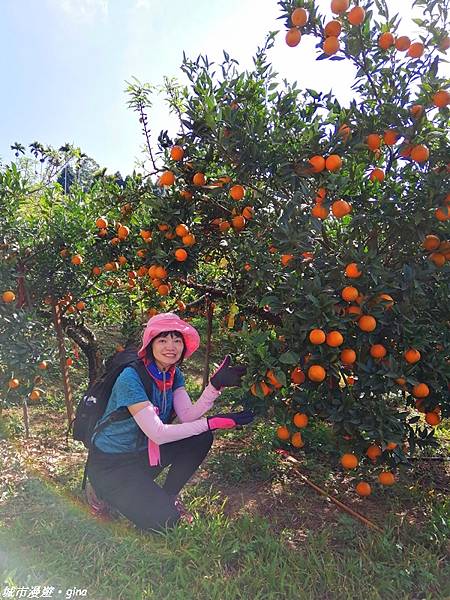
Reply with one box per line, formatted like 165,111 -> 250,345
210,355 -> 247,390
207,410 -> 254,431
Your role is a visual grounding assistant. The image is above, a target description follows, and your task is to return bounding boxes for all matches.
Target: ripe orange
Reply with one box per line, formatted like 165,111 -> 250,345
369,168 -> 385,182
395,377 -> 406,386
422,234 -> 441,251
412,383 -> 429,398
366,444 -> 382,460
157,284 -> 170,296
286,28 -> 301,47
323,36 -> 340,55
378,32 -> 395,50
341,286 -> 359,302
2,290 -> 15,303
231,215 -> 246,231
430,252 -> 446,267
281,254 -> 294,267
277,425 -> 290,441
432,89 -> 450,108
345,263 -> 362,278
425,412 -> 441,426
66,357 -> 74,367
71,255 -> 83,266
117,225 -> 130,239
29,389 -> 41,401
370,344 -> 387,359
331,0 -> 349,15
332,199 -> 351,218
440,36 -> 450,51
325,20 -> 342,37
95,216 -> 108,229
311,204 -> 329,220
154,265 -> 168,279
376,293 -> 394,309
356,482 -> 372,496
242,206 -> 254,220
410,104 -> 424,119
404,348 -> 421,364
308,365 -> 326,382
309,155 -> 326,173
358,315 -> 377,332
407,42 -> 424,58
180,190 -> 193,201
38,361 -> 48,370
325,154 -> 342,172
338,123 -> 351,140
367,133 -> 381,151
182,233 -> 196,246
193,172 -> 206,186
347,6 -> 365,26
326,331 -> 344,347
92,266 -> 102,276
175,224 -> 189,237
386,442 -> 397,450
378,471 -> 395,486
340,453 -> 358,469
219,220 -> 231,232
410,144 -> 429,163
309,328 -> 326,345
435,207 -> 449,221
266,370 -> 283,389
230,184 -> 245,201
118,256 -> 127,265
293,413 -> 309,428
291,432 -> 305,448
395,36 -> 411,51
291,7 -> 308,27
8,378 -> 20,389
383,130 -> 399,145
170,145 -> 184,161
159,171 -> 175,186
291,367 -> 306,384
76,301 -> 86,311
174,248 -> 188,262
340,348 -> 357,364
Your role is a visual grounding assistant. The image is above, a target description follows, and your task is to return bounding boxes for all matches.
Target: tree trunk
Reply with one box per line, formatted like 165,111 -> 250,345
52,302 -> 74,424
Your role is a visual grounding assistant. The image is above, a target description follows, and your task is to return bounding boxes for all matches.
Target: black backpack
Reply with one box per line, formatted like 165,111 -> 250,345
72,345 -> 154,450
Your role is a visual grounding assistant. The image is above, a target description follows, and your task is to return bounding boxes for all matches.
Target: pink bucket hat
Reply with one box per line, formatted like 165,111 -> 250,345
138,312 -> 200,360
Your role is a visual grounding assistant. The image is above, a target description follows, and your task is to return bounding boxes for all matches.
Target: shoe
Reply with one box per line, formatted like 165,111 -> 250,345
173,496 -> 194,524
85,481 -> 113,520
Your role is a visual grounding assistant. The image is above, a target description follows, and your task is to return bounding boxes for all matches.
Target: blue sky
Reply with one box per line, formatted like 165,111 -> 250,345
0,0 -> 446,175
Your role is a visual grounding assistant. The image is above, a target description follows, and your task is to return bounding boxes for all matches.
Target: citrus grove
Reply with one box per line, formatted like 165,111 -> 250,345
1,0 -> 449,496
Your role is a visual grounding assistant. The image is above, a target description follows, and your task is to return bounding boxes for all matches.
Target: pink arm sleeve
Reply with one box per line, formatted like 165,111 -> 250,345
173,383 -> 220,422
133,404 -> 209,445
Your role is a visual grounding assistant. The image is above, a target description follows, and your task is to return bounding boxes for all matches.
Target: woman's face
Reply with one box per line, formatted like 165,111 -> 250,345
151,332 -> 184,370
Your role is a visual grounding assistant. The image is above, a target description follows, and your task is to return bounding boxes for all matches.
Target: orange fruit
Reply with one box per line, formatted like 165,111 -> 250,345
174,248 -> 188,262
422,234 -> 441,251
410,144 -> 429,163
242,206 -> 254,220
286,28 -> 301,47
356,482 -> 372,496
386,442 -> 397,450
293,413 -> 309,428
326,331 -> 344,347
430,252 -> 446,267
435,207 -> 449,221
332,199 -> 351,218
345,263 -> 362,278
340,348 -> 356,364
159,171 -> 175,186
440,36 -> 450,51
309,328 -> 326,344
277,425 -> 290,441
325,20 -> 342,37
182,233 -> 196,246
266,370 -> 283,389
366,444 -> 382,460
66,357 -> 74,367
358,315 -> 377,332
395,377 -> 406,386
92,266 -> 102,276
230,184 -> 245,201
38,361 -> 48,370
410,104 -> 424,119
412,383 -> 429,398
407,42 -> 424,58
231,215 -> 246,231
341,286 -> 359,302
367,133 -> 381,151
281,254 -> 294,267
158,223 -> 169,232
308,365 -> 326,382
170,145 -> 184,161
395,36 -> 411,51
369,168 -> 385,182
180,190 -> 193,201
157,284 -> 170,296
347,6 -> 365,26
383,130 -> 399,145
291,7 -> 308,27
341,453 -> 358,469
404,348 -> 421,364
370,344 -> 387,359
71,255 -> 83,266
432,89 -> 450,108
291,432 -> 305,448
323,36 -> 340,55
154,265 -> 168,279
117,225 -> 130,239
175,224 -> 189,237
118,256 -> 127,265
29,389 -> 41,401
425,412 -> 441,426
291,367 -> 306,384
331,0 -> 349,15
378,471 -> 395,486
76,301 -> 86,311
309,155 -> 326,173
338,123 -> 351,140
219,220 -> 231,232
325,154 -> 342,171
8,378 -> 20,389
378,32 -> 395,50
311,204 -> 329,220
193,172 -> 206,186
95,216 -> 108,229
2,290 -> 15,303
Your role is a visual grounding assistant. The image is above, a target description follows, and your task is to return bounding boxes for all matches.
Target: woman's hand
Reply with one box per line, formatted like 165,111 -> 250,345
210,355 -> 247,390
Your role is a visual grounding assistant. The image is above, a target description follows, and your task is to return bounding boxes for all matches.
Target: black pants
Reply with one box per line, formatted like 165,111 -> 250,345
87,430 -> 213,531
